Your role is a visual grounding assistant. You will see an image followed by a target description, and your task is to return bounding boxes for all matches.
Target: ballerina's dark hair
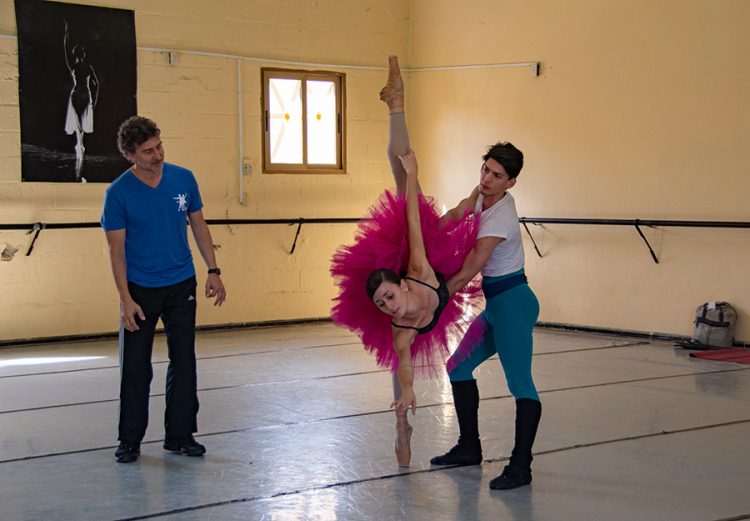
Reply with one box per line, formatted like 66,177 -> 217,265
366,269 -> 401,300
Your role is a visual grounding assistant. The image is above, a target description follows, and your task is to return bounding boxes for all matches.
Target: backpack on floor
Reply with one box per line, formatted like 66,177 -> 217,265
677,301 -> 737,350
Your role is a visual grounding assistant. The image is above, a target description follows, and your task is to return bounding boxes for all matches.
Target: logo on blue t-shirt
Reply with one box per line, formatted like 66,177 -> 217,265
174,193 -> 188,212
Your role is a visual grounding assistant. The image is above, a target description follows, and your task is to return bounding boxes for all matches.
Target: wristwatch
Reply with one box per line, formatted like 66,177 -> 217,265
208,268 -> 221,275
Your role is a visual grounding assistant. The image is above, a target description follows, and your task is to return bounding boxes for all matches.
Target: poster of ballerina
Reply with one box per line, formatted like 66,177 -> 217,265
15,0 -> 136,183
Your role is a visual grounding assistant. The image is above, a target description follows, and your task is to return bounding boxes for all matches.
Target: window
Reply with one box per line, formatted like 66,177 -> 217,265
262,68 -> 346,174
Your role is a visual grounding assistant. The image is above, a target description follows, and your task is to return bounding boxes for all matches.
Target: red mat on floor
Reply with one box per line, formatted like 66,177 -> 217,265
689,348 -> 750,365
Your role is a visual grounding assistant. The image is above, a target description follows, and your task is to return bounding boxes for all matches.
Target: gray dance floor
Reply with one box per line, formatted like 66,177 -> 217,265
1,323 -> 749,520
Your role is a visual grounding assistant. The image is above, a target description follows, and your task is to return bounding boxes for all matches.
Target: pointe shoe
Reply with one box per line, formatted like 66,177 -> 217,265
395,420 -> 413,467
380,55 -> 404,113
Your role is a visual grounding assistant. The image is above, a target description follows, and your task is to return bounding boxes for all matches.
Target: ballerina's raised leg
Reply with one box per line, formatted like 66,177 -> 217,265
381,55 -> 416,467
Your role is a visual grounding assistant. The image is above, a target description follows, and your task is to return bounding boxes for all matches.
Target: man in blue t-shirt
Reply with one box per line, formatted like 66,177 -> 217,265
101,116 -> 226,463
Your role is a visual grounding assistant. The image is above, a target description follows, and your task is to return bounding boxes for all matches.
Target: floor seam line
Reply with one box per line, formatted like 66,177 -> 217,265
0,339 -> 661,379
2,365 -> 746,416
2,368 -> 749,463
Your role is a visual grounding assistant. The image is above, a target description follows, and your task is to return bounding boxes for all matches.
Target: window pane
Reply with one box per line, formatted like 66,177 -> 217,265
269,78 -> 302,164
306,80 -> 337,165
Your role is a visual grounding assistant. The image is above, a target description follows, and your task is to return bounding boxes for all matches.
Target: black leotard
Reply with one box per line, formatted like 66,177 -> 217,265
391,273 -> 450,335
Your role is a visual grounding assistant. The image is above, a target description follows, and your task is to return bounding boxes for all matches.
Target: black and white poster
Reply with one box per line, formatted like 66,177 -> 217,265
15,0 -> 137,183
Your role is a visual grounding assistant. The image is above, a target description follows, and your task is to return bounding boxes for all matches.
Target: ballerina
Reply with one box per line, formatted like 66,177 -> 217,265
64,21 -> 99,181
330,56 -> 483,466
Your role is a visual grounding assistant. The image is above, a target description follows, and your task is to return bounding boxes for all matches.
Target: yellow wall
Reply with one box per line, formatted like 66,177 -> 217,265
0,0 -> 409,341
409,0 -> 749,340
1,0 -> 748,344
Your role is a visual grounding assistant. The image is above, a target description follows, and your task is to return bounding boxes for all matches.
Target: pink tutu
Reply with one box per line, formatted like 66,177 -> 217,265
330,191 -> 484,377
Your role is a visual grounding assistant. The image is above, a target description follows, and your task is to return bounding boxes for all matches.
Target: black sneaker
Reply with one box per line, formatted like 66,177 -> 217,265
163,436 -> 206,457
489,465 -> 532,490
115,441 -> 140,463
429,442 -> 483,466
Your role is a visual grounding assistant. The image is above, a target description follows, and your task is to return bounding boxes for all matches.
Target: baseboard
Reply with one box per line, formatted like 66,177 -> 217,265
536,321 -> 748,348
0,317 -> 331,349
1,317 -> 745,349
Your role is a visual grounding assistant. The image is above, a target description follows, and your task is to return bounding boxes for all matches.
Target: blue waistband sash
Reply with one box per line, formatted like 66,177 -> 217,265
482,273 -> 528,299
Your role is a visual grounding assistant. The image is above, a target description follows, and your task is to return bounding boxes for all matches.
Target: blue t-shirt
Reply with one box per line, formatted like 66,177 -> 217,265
101,163 -> 203,288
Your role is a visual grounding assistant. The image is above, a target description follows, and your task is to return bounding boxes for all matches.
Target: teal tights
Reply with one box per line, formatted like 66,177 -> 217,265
448,271 -> 540,401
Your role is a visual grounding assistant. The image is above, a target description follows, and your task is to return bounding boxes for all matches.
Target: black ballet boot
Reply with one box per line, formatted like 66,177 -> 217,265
489,398 -> 542,490
430,379 -> 483,466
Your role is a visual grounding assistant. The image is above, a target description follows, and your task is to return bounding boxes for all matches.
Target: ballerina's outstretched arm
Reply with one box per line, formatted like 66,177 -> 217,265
400,149 -> 433,279
389,149 -> 435,416
390,328 -> 417,415
64,22 -> 73,72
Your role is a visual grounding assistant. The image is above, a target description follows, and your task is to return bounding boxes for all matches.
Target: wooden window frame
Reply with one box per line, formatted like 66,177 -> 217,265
261,68 -> 346,174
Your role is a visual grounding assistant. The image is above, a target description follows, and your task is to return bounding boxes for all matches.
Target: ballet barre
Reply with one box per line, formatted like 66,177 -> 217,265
0,218 -> 362,256
2,217 -> 748,260
519,217 -> 750,264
